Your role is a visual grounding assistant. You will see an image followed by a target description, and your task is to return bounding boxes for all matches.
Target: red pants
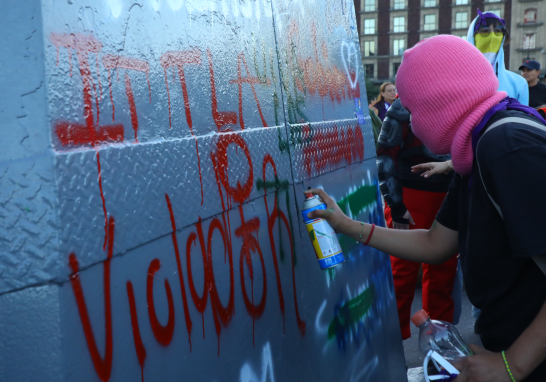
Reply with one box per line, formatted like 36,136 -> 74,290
385,187 -> 458,340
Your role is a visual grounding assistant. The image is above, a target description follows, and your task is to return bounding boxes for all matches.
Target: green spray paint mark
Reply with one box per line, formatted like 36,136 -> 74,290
336,185 -> 376,219
256,177 -> 298,265
328,283 -> 375,340
256,178 -> 289,190
327,267 -> 336,281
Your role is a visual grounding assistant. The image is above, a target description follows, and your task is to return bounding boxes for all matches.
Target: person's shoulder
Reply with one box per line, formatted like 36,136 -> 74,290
505,70 -> 527,85
536,82 -> 546,90
480,111 -> 546,154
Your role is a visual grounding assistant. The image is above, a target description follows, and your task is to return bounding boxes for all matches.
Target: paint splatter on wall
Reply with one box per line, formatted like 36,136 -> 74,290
0,1 -> 406,381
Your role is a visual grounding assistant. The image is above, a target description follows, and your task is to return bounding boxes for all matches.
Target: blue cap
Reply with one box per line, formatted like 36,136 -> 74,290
519,60 -> 541,71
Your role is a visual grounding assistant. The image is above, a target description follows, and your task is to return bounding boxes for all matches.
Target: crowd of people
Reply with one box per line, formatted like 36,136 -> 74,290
348,10 -> 546,381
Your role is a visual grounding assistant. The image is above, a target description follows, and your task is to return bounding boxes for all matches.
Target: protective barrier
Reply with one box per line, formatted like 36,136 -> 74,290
0,0 -> 406,381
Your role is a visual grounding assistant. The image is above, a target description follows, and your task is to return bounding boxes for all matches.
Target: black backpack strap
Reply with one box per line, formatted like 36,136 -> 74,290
476,117 -> 546,275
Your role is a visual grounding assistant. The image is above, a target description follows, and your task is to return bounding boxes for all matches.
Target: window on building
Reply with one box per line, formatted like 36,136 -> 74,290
393,39 -> 405,55
393,62 -> 402,77
363,41 -> 376,56
364,0 -> 375,12
424,14 -> 436,31
524,33 -> 536,50
455,12 -> 468,29
488,9 -> 501,18
525,9 -> 537,24
364,19 -> 376,34
393,0 -> 405,10
365,64 -> 375,79
455,0 -> 468,5
393,16 -> 405,32
424,0 -> 436,6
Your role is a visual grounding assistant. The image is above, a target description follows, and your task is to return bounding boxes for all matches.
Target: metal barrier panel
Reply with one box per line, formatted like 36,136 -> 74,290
0,0 -> 406,381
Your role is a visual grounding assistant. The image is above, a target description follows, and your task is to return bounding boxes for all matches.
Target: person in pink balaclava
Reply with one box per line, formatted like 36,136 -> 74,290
306,35 -> 546,381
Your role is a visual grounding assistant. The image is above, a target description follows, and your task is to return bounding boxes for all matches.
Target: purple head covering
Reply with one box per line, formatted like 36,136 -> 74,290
473,9 -> 506,34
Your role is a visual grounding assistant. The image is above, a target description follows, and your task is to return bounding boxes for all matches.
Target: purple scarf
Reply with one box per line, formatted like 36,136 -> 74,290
468,97 -> 546,187
473,9 -> 506,34
471,97 -> 546,152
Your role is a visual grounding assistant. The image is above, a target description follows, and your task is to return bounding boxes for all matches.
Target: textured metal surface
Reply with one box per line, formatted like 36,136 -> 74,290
0,0 -> 406,381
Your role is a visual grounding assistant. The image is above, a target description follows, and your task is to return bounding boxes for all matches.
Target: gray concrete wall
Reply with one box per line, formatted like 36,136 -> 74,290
0,0 -> 406,381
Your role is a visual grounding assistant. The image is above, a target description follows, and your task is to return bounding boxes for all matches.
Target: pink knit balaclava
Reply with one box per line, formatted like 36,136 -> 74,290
396,35 -> 507,175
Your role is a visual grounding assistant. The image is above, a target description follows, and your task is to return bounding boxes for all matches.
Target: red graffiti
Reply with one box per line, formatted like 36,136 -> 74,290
126,281 -> 147,382
56,21 -> 364,380
165,194 -> 193,350
51,33 -> 102,133
236,205 -> 267,345
185,215 -> 235,355
262,155 -> 306,335
55,122 -> 124,146
208,49 -> 238,132
146,259 -> 175,347
160,50 -> 204,205
215,133 -> 254,204
159,50 -> 201,131
68,216 -> 115,382
102,54 -> 151,141
229,53 -> 271,129
52,32 -> 110,249
125,72 -> 140,142
186,227 -> 208,339
302,123 -> 364,176
286,21 -> 356,106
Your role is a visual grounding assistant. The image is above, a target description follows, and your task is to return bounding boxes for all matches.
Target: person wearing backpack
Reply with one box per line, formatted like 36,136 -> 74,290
308,35 -> 546,381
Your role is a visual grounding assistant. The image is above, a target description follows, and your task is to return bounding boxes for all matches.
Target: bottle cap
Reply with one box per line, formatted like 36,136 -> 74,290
304,192 -> 314,199
411,309 -> 430,327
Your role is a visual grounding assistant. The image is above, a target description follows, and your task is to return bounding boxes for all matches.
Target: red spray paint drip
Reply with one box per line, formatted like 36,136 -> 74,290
159,50 -> 204,205
229,52 -> 270,130
124,72 -> 139,142
206,216 -> 234,355
165,194 -> 193,351
51,32 -> 110,249
126,281 -> 147,382
262,155 -> 286,333
236,205 -> 267,346
68,216 -> 115,382
208,49 -> 237,131
146,258 -> 175,346
186,227 -> 208,340
102,54 -> 151,143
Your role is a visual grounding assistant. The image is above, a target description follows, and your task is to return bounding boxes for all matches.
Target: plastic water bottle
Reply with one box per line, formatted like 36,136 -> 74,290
412,309 -> 473,363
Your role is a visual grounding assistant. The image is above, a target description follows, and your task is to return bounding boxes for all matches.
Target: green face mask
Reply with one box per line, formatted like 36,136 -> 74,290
474,33 -> 503,54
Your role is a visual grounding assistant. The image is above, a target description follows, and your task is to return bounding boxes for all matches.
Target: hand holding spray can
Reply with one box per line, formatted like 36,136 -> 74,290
301,192 -> 345,269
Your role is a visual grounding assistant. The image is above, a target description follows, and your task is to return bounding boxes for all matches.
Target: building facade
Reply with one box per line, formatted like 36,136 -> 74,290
355,0 -> 513,81
509,1 -> 545,73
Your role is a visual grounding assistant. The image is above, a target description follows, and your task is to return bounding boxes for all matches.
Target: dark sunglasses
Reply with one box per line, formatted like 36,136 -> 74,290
477,27 -> 506,37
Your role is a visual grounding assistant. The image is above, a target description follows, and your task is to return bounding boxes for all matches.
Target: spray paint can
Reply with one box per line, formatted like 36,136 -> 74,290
301,192 -> 345,270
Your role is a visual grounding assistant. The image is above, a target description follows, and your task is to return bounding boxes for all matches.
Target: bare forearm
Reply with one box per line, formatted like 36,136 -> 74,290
506,300 -> 546,380
339,218 -> 456,264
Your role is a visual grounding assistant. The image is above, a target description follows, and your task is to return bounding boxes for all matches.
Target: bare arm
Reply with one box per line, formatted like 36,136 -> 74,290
454,299 -> 546,381
307,188 -> 458,265
411,160 -> 453,178
506,299 -> 546,380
